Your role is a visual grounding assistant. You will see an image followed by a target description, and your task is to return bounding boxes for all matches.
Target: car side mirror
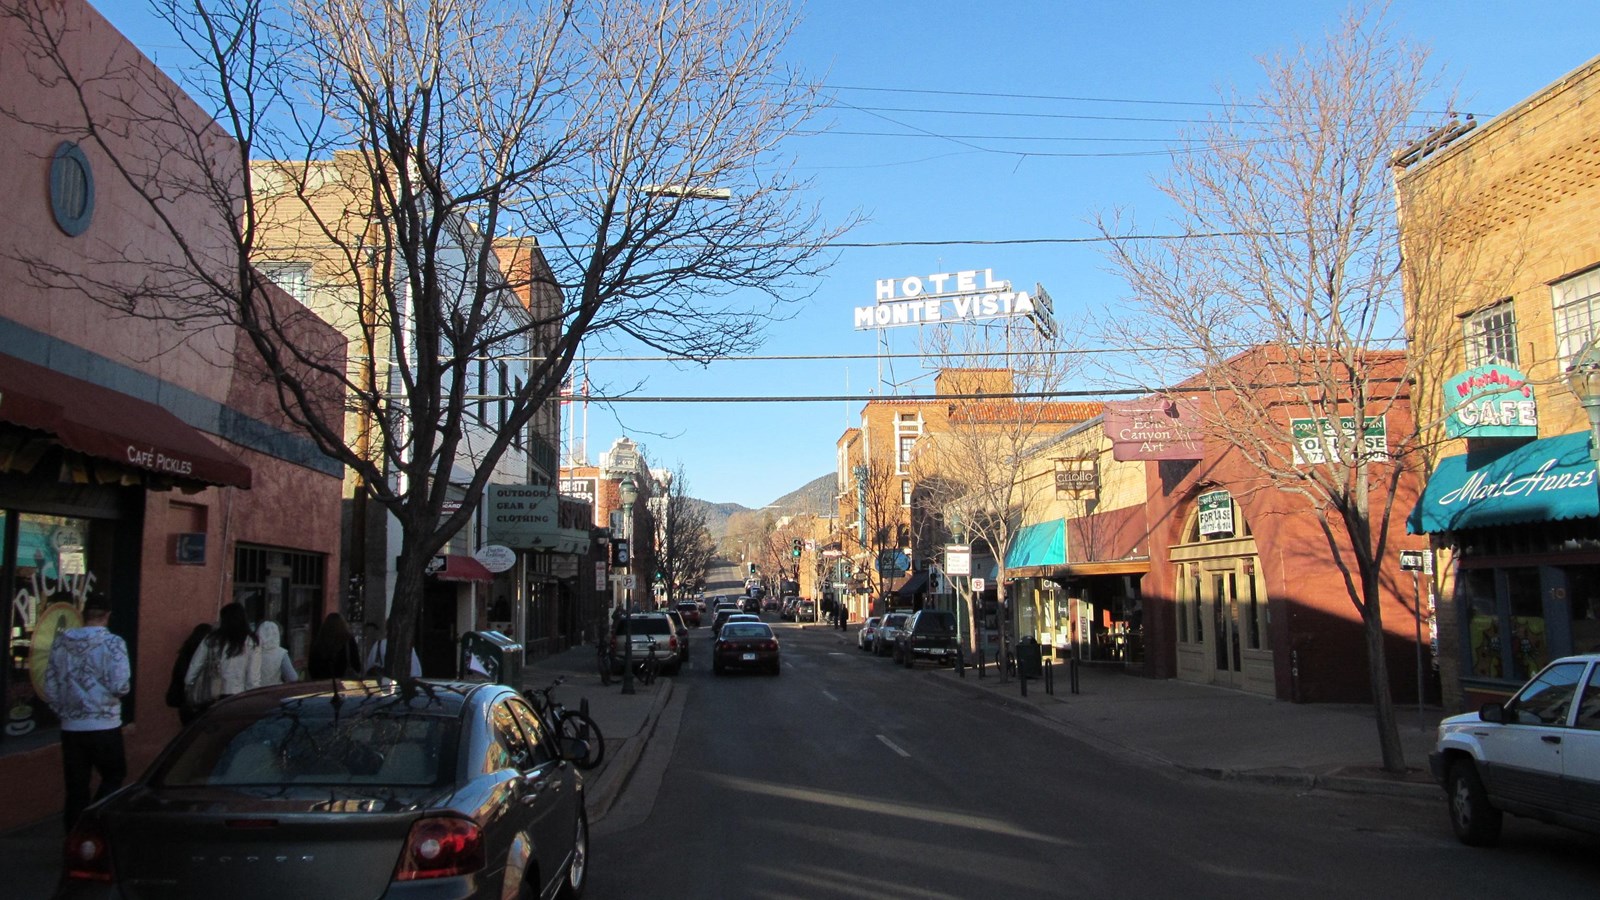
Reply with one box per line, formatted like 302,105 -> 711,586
1477,702 -> 1505,724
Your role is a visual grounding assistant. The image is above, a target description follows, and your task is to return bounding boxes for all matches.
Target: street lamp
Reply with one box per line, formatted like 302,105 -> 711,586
1565,338 -> 1600,461
619,474 -> 639,695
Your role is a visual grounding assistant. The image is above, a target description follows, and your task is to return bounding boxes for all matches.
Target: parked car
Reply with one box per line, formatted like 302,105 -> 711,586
661,608 -> 691,664
56,680 -> 589,899
713,621 -> 781,676
872,612 -> 910,656
763,596 -> 781,612
795,600 -> 817,623
612,612 -> 682,675
780,598 -> 798,621
675,601 -> 701,627
1431,653 -> 1600,846
894,610 -> 961,668
858,616 -> 882,651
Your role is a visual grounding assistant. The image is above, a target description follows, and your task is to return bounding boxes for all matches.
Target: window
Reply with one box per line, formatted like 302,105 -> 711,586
258,261 -> 312,306
1552,266 -> 1600,366
1176,568 -> 1189,643
489,701 -> 532,771
897,436 -> 916,473
508,699 -> 554,766
901,478 -> 912,508
1506,661 -> 1583,726
1464,300 -> 1518,367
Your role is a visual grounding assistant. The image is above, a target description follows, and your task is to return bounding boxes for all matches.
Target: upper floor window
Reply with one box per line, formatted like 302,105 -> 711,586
1553,267 -> 1600,367
1464,300 -> 1518,368
258,261 -> 312,306
897,435 -> 916,473
901,478 -> 912,508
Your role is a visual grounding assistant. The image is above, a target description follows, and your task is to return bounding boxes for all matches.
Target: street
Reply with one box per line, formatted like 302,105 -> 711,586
590,621 -> 1600,899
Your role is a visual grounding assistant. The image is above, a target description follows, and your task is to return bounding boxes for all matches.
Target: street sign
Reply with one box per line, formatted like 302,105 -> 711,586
972,577 -> 986,592
1399,550 -> 1433,574
945,544 -> 971,576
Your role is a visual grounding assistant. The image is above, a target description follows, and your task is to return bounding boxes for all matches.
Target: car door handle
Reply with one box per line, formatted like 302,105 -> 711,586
1541,735 -> 1562,744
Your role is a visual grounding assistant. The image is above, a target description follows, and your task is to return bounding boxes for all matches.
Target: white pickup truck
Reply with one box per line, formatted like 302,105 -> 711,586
1430,653 -> 1600,846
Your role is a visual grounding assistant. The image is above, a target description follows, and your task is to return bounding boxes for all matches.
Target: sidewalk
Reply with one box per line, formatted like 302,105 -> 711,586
0,646 -> 676,899
810,624 -> 1441,799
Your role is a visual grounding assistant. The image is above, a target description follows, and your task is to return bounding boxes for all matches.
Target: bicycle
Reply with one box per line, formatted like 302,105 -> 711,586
634,638 -> 662,686
596,636 -> 615,687
526,676 -> 605,770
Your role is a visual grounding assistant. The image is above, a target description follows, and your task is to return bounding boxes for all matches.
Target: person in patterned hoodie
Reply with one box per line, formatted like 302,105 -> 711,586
42,592 -> 131,830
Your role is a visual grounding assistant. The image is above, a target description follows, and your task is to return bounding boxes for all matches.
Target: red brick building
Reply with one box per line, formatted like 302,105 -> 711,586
0,1 -> 345,830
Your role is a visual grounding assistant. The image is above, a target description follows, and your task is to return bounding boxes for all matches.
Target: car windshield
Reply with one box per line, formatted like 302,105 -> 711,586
722,624 -> 773,639
153,693 -> 460,788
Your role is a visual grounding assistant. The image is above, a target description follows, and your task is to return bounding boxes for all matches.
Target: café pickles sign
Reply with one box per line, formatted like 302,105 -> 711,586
1442,365 -> 1538,439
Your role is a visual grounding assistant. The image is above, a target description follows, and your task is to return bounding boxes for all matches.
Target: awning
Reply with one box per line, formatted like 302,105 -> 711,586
431,554 -> 494,583
1004,519 -> 1067,570
1408,432 -> 1599,534
0,352 -> 252,489
894,569 -> 929,599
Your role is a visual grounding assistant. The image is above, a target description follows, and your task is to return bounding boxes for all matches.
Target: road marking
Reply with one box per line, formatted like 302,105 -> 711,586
820,690 -> 838,702
876,734 -> 910,757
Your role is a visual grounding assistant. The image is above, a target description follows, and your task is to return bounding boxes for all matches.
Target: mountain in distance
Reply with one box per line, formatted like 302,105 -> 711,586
694,472 -> 834,541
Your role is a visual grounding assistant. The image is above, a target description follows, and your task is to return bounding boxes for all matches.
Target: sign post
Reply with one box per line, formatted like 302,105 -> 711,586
1399,549 -> 1433,726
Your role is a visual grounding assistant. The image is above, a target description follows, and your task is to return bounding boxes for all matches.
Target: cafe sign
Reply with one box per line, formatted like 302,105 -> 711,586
1442,365 -> 1537,439
1290,416 -> 1389,465
1197,490 -> 1234,537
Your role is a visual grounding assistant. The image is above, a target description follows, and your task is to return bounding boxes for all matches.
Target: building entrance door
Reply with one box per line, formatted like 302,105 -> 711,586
1210,569 -> 1243,686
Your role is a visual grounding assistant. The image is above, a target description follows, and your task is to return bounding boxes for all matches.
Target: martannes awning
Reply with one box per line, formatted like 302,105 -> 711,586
0,352 -> 252,489
1004,519 -> 1067,571
431,554 -> 494,584
1407,431 -> 1600,534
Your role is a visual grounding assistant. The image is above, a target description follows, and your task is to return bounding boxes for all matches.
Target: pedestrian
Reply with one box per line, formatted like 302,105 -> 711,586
255,621 -> 299,686
41,592 -> 130,831
306,611 -> 361,678
164,623 -> 213,726
185,602 -> 262,704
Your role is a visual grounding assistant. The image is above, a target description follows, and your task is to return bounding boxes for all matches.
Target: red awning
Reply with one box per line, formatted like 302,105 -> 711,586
0,353 -> 252,489
432,554 -> 494,584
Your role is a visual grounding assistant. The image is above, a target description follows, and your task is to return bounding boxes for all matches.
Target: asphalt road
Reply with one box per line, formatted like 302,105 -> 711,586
588,611 -> 1600,899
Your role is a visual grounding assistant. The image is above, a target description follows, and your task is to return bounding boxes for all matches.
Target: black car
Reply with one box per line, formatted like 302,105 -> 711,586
894,610 -> 961,668
57,680 -> 590,899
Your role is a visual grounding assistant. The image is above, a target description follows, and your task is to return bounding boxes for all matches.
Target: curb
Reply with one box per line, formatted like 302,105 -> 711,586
585,679 -> 675,824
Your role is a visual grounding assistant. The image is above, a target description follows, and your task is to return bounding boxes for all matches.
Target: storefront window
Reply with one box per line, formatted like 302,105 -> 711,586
4,513 -> 113,744
1176,567 -> 1189,643
1460,568 -> 1502,679
1571,566 -> 1600,655
1506,567 -> 1545,680
234,544 -> 324,676
1246,573 -> 1263,651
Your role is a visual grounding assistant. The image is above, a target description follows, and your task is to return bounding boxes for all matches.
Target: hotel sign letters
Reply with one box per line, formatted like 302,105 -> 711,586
854,268 -> 1055,337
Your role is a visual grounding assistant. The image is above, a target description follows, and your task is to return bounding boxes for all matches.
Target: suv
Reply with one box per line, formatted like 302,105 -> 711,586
872,612 -> 910,656
1431,653 -> 1600,846
675,601 -> 701,627
611,613 -> 682,676
894,610 -> 961,668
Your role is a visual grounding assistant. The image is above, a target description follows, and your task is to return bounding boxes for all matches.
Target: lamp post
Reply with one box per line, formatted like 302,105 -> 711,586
619,474 -> 638,695
1565,339 -> 1600,461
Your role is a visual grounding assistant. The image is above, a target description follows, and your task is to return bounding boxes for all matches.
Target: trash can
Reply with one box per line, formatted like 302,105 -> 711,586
1015,636 -> 1043,679
460,630 -> 523,686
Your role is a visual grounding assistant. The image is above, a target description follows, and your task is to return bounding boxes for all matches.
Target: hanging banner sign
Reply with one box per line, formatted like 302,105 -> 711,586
1105,398 -> 1203,461
1442,365 -> 1538,438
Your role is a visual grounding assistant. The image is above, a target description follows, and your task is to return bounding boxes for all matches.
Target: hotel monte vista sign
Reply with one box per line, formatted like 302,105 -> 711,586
1442,364 -> 1538,439
853,268 -> 1057,339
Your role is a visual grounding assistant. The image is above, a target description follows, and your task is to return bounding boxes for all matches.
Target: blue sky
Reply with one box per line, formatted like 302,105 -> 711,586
96,1 -> 1600,508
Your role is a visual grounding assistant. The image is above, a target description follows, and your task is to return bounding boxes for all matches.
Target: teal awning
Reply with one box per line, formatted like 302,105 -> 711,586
1408,431 -> 1600,534
1004,519 -> 1067,570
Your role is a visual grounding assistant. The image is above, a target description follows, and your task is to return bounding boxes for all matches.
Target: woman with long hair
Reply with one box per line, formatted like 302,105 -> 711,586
165,623 -> 213,725
307,612 -> 361,679
184,603 -> 262,705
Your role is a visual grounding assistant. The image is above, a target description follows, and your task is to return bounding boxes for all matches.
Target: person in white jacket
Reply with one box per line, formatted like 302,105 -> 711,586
42,593 -> 130,830
255,621 -> 298,686
185,602 -> 261,702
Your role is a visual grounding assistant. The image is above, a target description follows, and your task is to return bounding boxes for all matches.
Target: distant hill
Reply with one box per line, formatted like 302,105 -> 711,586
696,472 -> 834,541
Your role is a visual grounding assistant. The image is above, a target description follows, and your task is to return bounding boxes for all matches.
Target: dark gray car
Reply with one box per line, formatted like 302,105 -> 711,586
57,680 -> 589,899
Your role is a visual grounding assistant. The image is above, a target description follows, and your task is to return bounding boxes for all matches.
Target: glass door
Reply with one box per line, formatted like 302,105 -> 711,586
1211,570 -> 1242,682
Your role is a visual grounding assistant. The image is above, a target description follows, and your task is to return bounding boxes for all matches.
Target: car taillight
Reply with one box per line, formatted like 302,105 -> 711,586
394,816 -> 484,881
63,818 -> 113,882
668,636 -> 679,651
762,640 -> 778,651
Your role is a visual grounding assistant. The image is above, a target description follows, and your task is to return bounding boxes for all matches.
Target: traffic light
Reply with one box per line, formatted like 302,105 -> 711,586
611,539 -> 630,566
791,538 -> 802,558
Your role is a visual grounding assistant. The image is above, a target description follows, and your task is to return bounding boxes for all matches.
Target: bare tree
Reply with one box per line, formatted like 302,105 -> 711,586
1094,7 -> 1449,772
6,0 -> 848,676
910,332 -> 1085,674
654,464 -> 713,607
